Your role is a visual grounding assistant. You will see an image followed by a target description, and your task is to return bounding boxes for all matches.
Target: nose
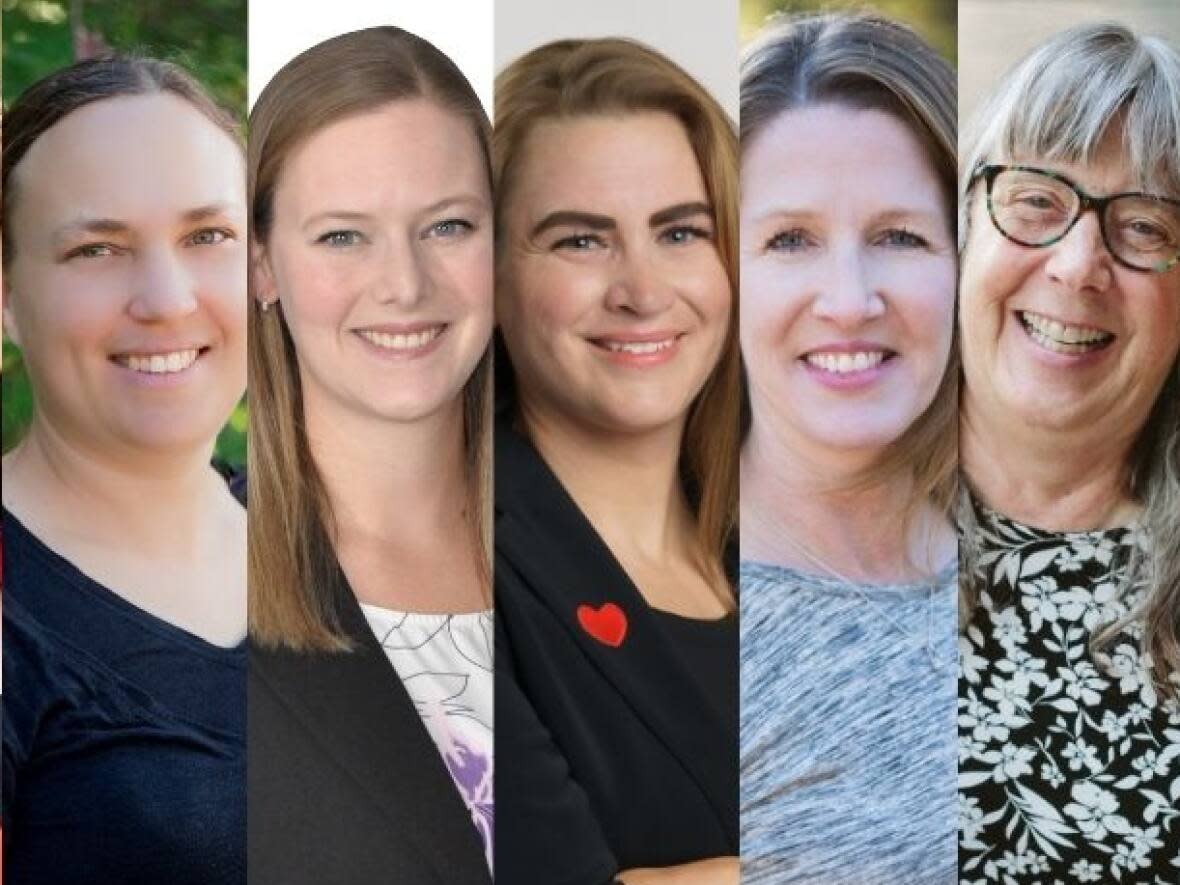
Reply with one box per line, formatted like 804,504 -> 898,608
373,236 -> 430,308
810,247 -> 885,329
604,248 -> 675,316
1044,209 -> 1113,292
127,244 -> 199,321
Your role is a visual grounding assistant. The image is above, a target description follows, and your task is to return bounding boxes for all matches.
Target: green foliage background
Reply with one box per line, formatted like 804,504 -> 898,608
1,0 -> 247,465
741,0 -> 956,63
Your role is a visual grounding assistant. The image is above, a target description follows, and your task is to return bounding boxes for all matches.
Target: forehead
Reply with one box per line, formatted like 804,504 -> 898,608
12,92 -> 244,226
510,111 -> 706,217
743,105 -> 944,217
274,99 -> 488,216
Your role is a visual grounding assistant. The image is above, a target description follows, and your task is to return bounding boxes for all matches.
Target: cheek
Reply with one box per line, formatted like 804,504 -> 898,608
446,241 -> 494,323
507,260 -> 602,343
193,246 -> 247,334
17,264 -> 126,354
892,261 -> 957,363
274,251 -> 359,333
739,259 -> 808,369
1132,278 -> 1180,366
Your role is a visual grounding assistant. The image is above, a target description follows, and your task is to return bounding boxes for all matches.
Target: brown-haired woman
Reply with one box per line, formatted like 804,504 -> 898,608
2,56 -> 247,883
246,27 -> 492,885
494,38 -> 739,884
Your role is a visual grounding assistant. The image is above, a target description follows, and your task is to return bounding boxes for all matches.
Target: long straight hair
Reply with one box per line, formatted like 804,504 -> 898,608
248,27 -> 493,651
494,38 -> 740,599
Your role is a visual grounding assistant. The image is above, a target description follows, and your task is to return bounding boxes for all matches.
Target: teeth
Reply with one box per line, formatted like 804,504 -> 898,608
358,327 -> 443,351
805,350 -> 886,374
1020,311 -> 1112,353
120,349 -> 199,374
602,338 -> 676,355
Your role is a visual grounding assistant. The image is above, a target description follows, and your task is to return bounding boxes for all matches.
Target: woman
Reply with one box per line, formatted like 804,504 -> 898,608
1,57 -> 247,882
957,23 -> 1180,883
246,27 -> 493,884
738,13 -> 959,884
494,38 -> 739,884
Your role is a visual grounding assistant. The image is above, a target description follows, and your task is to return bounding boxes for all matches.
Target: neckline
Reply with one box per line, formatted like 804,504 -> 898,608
741,558 -> 958,597
971,494 -> 1140,543
357,601 -> 492,625
3,505 -> 247,659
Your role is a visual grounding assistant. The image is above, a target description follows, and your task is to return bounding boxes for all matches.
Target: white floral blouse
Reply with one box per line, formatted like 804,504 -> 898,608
958,504 -> 1180,884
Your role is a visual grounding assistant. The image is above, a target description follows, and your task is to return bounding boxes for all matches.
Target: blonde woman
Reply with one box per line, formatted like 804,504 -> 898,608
739,14 -> 959,884
246,28 -> 493,884
494,38 -> 741,885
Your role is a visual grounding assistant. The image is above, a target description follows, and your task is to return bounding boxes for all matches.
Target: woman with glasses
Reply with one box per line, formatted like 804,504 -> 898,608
957,23 -> 1180,883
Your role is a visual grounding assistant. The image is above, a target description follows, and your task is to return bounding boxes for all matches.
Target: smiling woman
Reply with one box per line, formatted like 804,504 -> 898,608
494,37 -> 740,885
957,22 -> 1180,884
1,56 -> 247,884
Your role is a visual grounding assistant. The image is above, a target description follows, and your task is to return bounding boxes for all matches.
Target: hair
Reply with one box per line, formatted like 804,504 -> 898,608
958,22 -> 1180,694
2,54 -> 240,267
739,13 -> 960,542
248,26 -> 493,651
493,38 -> 740,602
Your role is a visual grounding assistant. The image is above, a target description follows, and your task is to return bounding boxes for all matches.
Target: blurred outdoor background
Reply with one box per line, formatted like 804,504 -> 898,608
741,0 -> 955,63
1,0 -> 247,466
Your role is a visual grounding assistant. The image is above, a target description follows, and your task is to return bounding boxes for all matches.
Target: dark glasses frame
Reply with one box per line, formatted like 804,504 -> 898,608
970,163 -> 1180,273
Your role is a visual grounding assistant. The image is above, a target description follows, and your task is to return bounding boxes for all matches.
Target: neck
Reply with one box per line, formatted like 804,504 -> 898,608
3,416 -> 225,556
304,395 -> 471,550
960,390 -> 1137,531
740,418 -> 952,582
521,398 -> 693,563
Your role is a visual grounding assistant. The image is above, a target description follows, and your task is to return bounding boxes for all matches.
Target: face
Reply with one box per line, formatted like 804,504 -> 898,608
3,93 -> 247,456
740,105 -> 956,457
498,112 -> 731,438
960,129 -> 1180,445
257,100 -> 493,430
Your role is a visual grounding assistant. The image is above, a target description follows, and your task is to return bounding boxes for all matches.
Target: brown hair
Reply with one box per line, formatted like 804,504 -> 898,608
3,54 -> 240,266
494,38 -> 740,598
248,27 -> 492,650
741,12 -> 960,536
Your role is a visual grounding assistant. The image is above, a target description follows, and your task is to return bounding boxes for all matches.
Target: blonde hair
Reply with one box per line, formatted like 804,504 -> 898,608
494,38 -> 740,596
740,12 -> 960,535
248,27 -> 492,650
958,22 -> 1180,692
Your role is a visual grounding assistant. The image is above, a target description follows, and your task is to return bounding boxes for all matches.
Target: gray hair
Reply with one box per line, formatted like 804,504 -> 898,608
958,22 -> 1180,695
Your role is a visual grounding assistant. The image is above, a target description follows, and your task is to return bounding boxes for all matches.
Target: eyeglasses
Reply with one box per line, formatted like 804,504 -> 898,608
971,164 -> 1180,273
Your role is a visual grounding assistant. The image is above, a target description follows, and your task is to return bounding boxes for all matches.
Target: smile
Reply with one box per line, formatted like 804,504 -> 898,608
112,348 -> 203,375
356,325 -> 446,352
804,349 -> 892,375
1018,310 -> 1114,354
597,337 -> 678,355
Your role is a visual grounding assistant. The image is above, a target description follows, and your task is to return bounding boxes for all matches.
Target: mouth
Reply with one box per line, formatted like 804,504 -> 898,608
111,347 -> 206,375
1017,310 -> 1114,355
802,348 -> 895,376
590,335 -> 681,356
355,324 -> 447,352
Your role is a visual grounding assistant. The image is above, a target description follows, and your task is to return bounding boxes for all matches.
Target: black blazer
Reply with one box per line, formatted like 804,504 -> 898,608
495,419 -> 738,884
248,586 -> 490,885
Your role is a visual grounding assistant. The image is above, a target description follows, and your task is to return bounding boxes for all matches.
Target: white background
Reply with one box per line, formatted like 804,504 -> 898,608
248,0 -> 493,114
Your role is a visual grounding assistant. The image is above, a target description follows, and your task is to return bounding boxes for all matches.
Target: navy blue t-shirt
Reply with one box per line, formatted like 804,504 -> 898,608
2,507 -> 246,884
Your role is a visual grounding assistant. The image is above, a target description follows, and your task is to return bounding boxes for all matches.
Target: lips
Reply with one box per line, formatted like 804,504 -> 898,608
1017,309 -> 1114,355
587,331 -> 684,353
800,343 -> 897,376
356,324 -> 446,352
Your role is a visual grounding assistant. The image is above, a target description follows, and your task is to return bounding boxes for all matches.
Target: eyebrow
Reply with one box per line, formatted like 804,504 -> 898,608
51,203 -> 239,245
300,193 -> 488,233
530,201 -> 714,239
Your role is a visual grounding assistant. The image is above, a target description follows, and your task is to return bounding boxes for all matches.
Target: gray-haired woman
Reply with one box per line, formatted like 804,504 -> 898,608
957,23 -> 1180,883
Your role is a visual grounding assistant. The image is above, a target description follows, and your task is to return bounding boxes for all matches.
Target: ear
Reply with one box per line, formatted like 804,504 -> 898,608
2,277 -> 22,350
251,239 -> 278,310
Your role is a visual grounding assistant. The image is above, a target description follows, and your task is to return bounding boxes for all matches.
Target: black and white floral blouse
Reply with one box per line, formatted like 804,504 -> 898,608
958,504 -> 1180,884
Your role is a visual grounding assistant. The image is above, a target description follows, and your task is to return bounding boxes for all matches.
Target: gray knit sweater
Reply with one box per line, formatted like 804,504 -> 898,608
740,560 -> 958,884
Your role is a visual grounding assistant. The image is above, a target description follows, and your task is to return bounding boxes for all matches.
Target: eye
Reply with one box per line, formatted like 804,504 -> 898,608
187,228 -> 233,247
551,233 -> 606,252
316,230 -> 365,248
425,218 -> 475,239
877,228 -> 929,249
765,228 -> 813,253
660,225 -> 712,246
66,243 -> 120,260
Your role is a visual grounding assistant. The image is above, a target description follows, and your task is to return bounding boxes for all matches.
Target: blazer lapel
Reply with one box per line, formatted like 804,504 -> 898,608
495,421 -> 736,838
251,591 -> 490,883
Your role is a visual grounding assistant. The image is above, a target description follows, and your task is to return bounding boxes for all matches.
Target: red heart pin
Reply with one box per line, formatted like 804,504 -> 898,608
577,602 -> 628,648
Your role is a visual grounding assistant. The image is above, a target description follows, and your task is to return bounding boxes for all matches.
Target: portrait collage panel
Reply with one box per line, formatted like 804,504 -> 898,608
0,1 -> 1177,883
